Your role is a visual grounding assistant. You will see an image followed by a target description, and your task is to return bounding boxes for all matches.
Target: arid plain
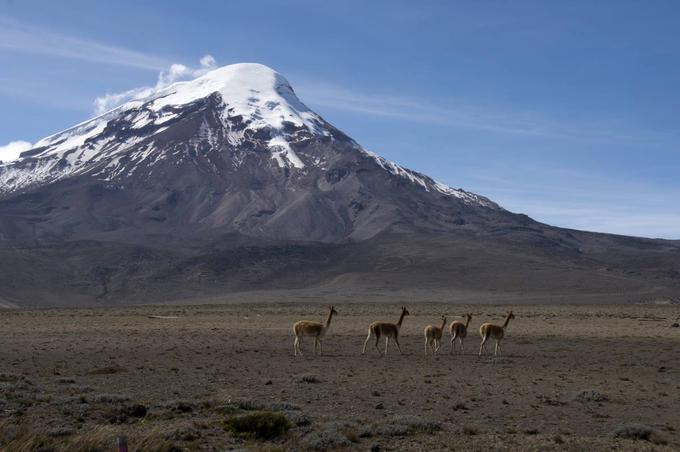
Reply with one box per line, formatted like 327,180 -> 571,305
1,302 -> 679,451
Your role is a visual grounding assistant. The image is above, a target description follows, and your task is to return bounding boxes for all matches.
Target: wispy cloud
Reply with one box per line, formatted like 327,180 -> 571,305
0,17 -> 168,71
0,140 -> 32,163
93,55 -> 217,114
297,81 -> 678,146
298,82 -> 547,136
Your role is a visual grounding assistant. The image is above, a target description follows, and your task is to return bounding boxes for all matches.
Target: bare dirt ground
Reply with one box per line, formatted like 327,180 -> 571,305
1,302 -> 679,451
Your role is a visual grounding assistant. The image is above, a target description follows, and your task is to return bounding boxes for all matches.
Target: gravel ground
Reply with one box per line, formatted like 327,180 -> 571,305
0,302 -> 678,451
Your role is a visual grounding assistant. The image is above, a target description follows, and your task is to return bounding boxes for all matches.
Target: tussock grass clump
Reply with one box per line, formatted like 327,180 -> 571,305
268,402 -> 301,411
218,398 -> 262,412
294,374 -> 320,384
224,411 -> 291,440
452,401 -> 468,411
215,404 -> 241,415
216,400 -> 304,426
91,393 -> 130,404
1,419 -> 181,451
282,410 -> 310,427
574,389 -> 608,403
613,423 -> 667,444
376,415 -> 442,437
303,422 -> 355,450
160,399 -> 195,413
103,403 -> 148,424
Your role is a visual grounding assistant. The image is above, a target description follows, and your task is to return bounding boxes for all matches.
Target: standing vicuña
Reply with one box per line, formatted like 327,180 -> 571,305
449,313 -> 472,354
479,311 -> 515,356
424,315 -> 446,355
362,307 -> 409,355
293,306 -> 337,356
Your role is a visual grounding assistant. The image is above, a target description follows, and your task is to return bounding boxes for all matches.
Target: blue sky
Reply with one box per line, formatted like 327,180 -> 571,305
1,0 -> 679,239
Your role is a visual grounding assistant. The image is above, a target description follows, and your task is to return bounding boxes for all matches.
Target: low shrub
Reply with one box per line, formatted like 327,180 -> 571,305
574,390 -> 608,403
613,423 -> 666,444
294,374 -> 320,384
224,411 -> 291,440
91,393 -> 130,404
376,415 -> 442,437
303,422 -> 354,450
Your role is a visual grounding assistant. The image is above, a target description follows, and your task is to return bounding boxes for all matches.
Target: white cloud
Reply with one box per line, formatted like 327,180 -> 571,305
93,55 -> 218,115
200,55 -> 216,68
0,140 -> 32,163
0,17 -> 168,71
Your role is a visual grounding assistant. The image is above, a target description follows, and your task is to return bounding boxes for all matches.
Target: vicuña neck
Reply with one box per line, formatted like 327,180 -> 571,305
397,311 -> 406,328
439,317 -> 446,330
464,317 -> 471,329
325,310 -> 334,328
502,314 -> 512,329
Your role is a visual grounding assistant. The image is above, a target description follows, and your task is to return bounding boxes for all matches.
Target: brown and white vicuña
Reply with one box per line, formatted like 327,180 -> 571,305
293,306 -> 337,356
449,313 -> 472,354
362,306 -> 410,355
424,315 -> 446,355
479,310 -> 515,356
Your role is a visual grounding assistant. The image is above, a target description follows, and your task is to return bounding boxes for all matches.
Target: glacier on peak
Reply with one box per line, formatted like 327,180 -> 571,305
0,63 -> 498,210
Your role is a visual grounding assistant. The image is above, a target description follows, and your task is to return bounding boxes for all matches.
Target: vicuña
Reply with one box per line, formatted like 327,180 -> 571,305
293,306 -> 337,356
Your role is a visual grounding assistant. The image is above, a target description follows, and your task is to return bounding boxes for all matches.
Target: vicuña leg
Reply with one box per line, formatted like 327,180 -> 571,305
298,337 -> 305,356
479,334 -> 489,356
384,337 -> 389,355
394,337 -> 402,354
362,332 -> 371,354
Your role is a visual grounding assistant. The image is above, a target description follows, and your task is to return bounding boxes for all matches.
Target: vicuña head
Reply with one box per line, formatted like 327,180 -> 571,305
292,305 -> 338,356
449,313 -> 473,354
479,310 -> 515,356
362,306 -> 409,356
424,314 -> 447,355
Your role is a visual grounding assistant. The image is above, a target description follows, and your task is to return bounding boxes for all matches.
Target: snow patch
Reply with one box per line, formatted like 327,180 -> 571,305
268,136 -> 305,169
361,148 -> 497,208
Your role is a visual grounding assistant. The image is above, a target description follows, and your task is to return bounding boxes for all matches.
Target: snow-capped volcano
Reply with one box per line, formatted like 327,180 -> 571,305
0,63 -> 502,245
2,63 -> 679,307
1,64 -> 327,191
0,63 -> 494,206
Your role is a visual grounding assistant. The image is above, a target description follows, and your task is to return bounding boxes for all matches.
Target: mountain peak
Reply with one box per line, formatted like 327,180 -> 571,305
137,62 -> 321,133
0,63 -> 501,229
0,63 -> 329,193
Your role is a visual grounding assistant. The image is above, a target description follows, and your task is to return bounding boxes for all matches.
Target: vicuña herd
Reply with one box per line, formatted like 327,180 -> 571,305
292,306 -> 516,357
